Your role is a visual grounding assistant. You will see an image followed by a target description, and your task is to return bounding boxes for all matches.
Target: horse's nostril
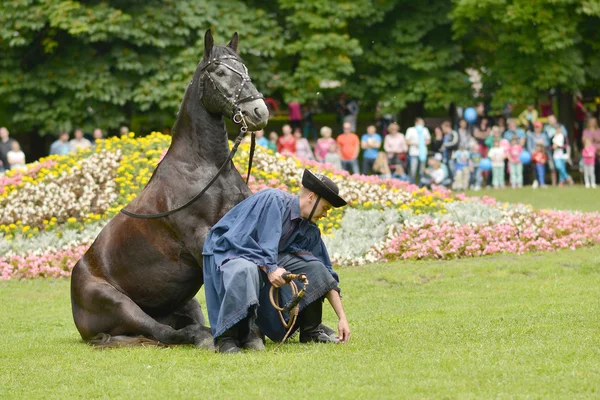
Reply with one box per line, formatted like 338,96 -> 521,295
253,107 -> 262,118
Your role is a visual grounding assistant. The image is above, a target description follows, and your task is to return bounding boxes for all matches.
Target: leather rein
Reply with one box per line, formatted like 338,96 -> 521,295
121,55 -> 262,220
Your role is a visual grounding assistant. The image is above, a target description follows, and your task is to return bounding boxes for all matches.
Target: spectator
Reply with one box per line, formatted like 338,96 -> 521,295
0,127 -> 16,172
430,126 -> 444,154
552,126 -> 572,186
324,142 -> 342,171
539,95 -> 553,117
50,131 -> 71,155
527,121 -> 550,188
457,118 -> 470,149
255,130 -> 269,148
7,140 -> 26,170
508,136 -> 524,188
375,100 -> 394,136
267,131 -> 278,152
488,138 -> 506,189
294,127 -> 314,160
392,164 -> 410,182
469,142 -> 483,191
372,152 -> 392,179
70,128 -> 92,153
405,117 -> 431,184
93,128 -> 104,141
532,143 -> 548,188
336,122 -> 360,175
302,102 -> 318,141
503,119 -> 526,147
581,137 -> 596,189
360,125 -> 382,175
314,126 -> 336,163
277,124 -> 296,156
474,118 -> 491,150
517,104 -> 538,130
419,154 -> 449,188
120,126 -> 129,137
335,94 -> 348,127
383,122 -> 408,175
441,120 -> 459,171
544,115 -> 568,186
344,99 -> 359,132
495,116 -> 507,135
451,143 -> 470,191
582,117 -> 600,185
288,101 -> 302,131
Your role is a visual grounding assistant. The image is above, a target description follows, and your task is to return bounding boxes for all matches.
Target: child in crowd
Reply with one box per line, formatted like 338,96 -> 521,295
469,142 -> 482,191
392,164 -> 410,182
531,143 -> 548,188
508,136 -> 523,188
552,126 -> 571,186
372,151 -> 392,179
419,154 -> 447,188
267,131 -> 278,152
452,144 -> 470,191
324,142 -> 342,171
294,127 -> 314,160
488,138 -> 506,189
314,126 -> 336,163
582,137 -> 597,188
7,140 -> 26,170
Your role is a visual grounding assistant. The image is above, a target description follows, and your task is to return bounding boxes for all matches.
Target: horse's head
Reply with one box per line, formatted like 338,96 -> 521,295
196,30 -> 269,131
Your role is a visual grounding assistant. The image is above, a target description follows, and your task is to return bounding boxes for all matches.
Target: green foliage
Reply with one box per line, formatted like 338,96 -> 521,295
1,0 -> 599,134
452,0 -> 600,109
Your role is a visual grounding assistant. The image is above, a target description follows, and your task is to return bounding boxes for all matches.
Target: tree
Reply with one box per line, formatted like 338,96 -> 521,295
0,0 -> 282,135
348,0 -> 473,120
451,0 -> 600,111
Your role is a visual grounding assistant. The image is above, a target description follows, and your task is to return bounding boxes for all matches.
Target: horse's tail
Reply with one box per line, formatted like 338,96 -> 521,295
87,333 -> 167,349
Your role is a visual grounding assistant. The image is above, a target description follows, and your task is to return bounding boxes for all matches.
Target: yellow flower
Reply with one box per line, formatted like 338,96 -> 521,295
67,217 -> 77,223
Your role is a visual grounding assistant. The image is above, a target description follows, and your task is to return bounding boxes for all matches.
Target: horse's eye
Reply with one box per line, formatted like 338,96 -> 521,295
215,69 -> 225,77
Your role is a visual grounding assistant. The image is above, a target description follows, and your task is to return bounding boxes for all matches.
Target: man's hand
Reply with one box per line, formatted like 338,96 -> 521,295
267,267 -> 287,288
338,318 -> 350,343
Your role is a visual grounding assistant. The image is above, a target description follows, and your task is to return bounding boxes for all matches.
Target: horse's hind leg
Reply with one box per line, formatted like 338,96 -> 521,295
72,275 -> 209,347
156,298 -> 213,348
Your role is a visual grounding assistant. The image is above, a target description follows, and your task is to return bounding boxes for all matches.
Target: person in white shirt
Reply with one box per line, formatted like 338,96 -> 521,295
404,117 -> 431,184
7,140 -> 26,170
69,128 -> 92,153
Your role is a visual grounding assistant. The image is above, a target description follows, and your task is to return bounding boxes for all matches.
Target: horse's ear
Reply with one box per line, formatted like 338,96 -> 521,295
204,29 -> 214,59
227,32 -> 239,53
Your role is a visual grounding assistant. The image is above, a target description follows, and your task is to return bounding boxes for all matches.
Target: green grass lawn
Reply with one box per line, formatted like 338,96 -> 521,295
465,185 -> 600,213
2,246 -> 600,399
2,188 -> 600,399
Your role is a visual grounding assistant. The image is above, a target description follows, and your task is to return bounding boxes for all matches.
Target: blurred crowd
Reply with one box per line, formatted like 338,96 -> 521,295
258,98 -> 600,190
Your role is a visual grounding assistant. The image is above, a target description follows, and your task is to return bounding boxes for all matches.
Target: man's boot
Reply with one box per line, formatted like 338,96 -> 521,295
239,317 -> 265,351
299,300 -> 338,344
215,324 -> 242,354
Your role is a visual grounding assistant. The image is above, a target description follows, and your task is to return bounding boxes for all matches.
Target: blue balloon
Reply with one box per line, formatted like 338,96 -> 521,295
479,157 -> 492,171
464,107 -> 477,124
519,151 -> 532,165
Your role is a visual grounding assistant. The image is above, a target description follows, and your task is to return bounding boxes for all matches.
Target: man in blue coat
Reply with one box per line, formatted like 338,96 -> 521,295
202,169 -> 350,353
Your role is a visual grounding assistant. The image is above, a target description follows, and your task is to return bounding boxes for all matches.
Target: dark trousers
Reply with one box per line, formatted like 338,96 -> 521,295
362,157 -> 376,175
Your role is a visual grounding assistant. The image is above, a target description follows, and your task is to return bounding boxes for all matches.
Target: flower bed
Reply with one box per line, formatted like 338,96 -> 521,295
1,132 -> 599,280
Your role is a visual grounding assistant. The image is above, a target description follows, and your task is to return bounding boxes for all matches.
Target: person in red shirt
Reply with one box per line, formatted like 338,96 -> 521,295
531,143 -> 548,188
574,94 -> 587,151
335,122 -> 360,175
277,124 -> 296,156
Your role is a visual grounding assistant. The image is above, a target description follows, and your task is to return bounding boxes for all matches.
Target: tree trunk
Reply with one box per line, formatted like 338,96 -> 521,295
399,101 -> 425,129
557,88 -> 575,148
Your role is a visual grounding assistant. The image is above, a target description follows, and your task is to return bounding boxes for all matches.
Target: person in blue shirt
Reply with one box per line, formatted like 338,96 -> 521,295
502,120 -> 527,147
49,131 -> 71,155
255,129 -> 269,148
361,125 -> 382,175
202,169 -> 350,353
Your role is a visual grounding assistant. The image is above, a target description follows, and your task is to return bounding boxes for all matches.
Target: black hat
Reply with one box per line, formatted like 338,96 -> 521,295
301,169 -> 347,208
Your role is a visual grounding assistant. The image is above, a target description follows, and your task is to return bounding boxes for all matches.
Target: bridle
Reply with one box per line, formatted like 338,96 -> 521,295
202,54 -> 264,115
120,55 -> 263,220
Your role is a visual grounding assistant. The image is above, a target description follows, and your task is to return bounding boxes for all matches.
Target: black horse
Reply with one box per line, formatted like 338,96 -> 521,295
70,30 -> 269,348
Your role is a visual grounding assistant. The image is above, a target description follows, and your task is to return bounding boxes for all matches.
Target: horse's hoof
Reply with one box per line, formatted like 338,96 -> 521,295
195,335 -> 215,350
